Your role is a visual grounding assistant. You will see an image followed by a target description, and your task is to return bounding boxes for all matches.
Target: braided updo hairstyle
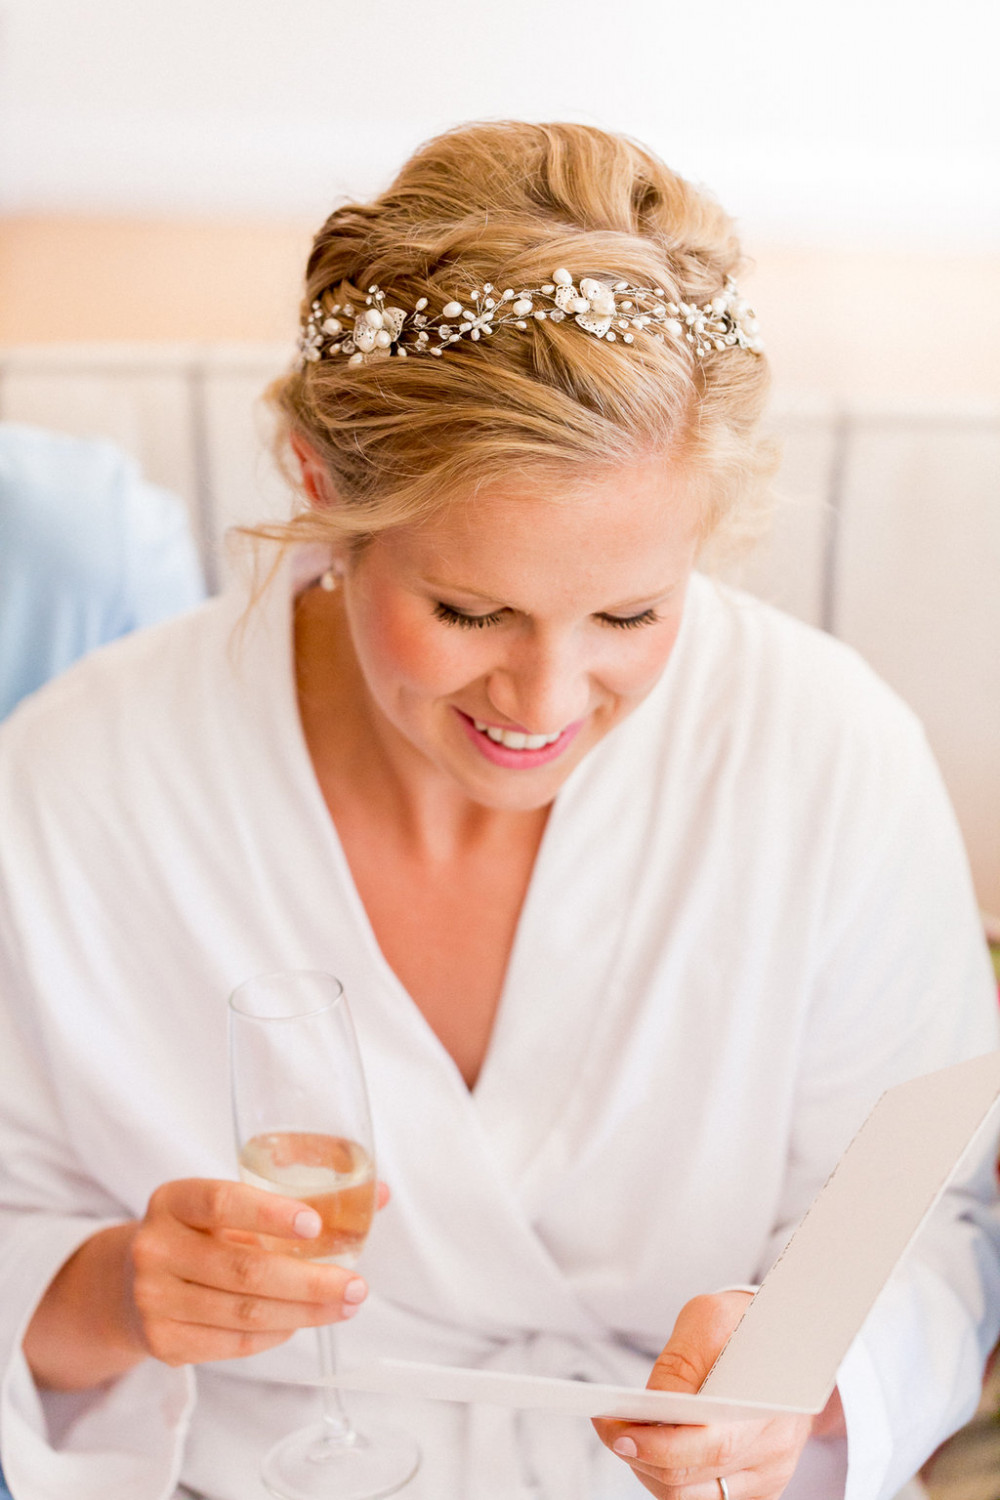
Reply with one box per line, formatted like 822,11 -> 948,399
265,120 -> 775,554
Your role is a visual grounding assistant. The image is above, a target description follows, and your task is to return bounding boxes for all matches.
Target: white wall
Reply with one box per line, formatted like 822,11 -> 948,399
2,0 -> 998,247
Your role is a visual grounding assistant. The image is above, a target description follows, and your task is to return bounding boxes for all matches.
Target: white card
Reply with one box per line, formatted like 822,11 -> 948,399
700,1048 -> 1000,1410
276,1050 -> 1000,1424
313,1355 -> 809,1422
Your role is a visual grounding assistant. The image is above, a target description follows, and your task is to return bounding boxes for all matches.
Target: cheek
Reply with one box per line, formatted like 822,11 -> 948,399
606,614 -> 685,698
359,598 -> 480,696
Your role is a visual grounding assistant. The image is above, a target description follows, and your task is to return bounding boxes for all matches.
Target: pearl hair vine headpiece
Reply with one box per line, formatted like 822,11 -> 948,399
296,268 -> 763,371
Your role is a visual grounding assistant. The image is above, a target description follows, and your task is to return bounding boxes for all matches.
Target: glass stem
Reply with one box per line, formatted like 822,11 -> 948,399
316,1325 -> 356,1449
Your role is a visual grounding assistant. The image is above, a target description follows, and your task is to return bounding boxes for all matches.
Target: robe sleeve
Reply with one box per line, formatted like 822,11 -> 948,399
0,875 -> 195,1500
760,718 -> 1000,1500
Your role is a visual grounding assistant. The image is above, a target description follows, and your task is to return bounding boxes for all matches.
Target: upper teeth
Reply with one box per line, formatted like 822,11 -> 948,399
473,720 -> 563,750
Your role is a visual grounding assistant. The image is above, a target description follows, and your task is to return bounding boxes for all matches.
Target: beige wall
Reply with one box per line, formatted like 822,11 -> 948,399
0,219 -> 310,345
3,218 -> 998,405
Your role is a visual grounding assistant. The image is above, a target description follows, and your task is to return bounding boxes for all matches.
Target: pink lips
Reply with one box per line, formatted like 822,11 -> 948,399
456,710 -> 582,769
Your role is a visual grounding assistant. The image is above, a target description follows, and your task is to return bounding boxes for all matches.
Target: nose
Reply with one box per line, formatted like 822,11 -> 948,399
485,631 -> 591,735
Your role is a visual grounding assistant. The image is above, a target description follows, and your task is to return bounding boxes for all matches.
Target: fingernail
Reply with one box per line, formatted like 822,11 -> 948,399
613,1437 -> 638,1458
343,1278 -> 367,1305
293,1209 -> 322,1238
340,1300 -> 361,1319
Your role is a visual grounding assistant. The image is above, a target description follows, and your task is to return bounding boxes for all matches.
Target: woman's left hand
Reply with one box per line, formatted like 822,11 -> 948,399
593,1291 -> 823,1498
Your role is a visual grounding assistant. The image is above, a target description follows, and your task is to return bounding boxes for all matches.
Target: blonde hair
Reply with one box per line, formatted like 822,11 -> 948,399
261,120 -> 775,558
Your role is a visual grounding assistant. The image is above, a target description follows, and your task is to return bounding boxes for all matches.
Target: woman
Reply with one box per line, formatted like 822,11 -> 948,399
0,122 -> 998,1500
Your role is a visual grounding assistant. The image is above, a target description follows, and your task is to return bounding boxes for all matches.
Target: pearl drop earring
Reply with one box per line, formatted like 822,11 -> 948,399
318,569 -> 338,592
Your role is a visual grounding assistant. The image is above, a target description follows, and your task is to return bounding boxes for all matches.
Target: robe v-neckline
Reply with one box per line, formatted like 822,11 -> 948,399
265,547 -> 680,1202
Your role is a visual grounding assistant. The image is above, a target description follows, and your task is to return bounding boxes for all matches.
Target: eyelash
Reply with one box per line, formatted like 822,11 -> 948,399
432,603 -> 661,631
433,603 -> 506,629
603,608 -> 660,630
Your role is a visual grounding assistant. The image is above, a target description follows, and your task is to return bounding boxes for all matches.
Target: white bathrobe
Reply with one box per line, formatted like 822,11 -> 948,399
0,552 -> 997,1500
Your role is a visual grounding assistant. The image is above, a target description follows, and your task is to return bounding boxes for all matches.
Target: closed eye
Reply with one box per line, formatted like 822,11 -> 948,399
598,608 -> 661,629
433,602 -> 507,629
434,601 -> 662,630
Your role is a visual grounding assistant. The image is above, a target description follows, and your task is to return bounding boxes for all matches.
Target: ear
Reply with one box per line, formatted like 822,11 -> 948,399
289,430 -> 338,511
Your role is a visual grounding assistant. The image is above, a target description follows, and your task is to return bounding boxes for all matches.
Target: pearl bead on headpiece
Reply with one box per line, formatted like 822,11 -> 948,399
297,269 -> 763,371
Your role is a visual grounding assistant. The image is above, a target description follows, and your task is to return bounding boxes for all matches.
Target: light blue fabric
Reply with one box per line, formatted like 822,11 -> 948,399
0,422 -> 205,720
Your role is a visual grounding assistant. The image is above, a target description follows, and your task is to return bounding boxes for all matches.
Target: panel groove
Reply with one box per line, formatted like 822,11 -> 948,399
820,409 -> 851,637
186,360 -> 219,594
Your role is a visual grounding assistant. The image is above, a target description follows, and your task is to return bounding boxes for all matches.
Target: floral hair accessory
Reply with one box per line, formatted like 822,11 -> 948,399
297,268 -> 762,370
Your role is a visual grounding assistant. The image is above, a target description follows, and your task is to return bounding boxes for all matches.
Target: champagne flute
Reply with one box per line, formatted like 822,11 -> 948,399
229,970 -> 420,1500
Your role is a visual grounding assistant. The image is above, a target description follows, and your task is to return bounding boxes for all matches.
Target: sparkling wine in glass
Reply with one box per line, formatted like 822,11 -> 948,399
229,970 -> 420,1500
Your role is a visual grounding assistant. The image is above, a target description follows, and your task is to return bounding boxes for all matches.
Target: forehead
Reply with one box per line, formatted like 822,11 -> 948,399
374,458 -> 702,602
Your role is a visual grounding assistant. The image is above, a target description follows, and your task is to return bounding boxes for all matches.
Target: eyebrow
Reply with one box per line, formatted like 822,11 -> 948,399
422,577 -> 680,612
423,578 -> 506,603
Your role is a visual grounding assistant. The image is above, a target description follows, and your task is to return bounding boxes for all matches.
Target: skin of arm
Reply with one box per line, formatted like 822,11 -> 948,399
22,1177 -> 386,1392
23,1221 -> 147,1389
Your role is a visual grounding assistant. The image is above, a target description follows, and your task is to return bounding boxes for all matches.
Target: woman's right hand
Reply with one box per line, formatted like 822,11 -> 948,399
129,1177 -> 371,1366
24,1176 -> 380,1390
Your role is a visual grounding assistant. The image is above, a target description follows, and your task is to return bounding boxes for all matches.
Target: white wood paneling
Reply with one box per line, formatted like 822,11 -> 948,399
835,416 -> 1000,911
199,357 -> 292,589
720,402 -> 839,629
0,357 -> 200,540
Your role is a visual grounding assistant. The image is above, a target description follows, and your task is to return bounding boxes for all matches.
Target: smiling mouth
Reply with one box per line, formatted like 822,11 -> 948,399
471,719 -> 564,751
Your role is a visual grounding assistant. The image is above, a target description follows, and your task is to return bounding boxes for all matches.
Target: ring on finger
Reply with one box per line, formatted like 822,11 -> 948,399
718,1480 -> 730,1500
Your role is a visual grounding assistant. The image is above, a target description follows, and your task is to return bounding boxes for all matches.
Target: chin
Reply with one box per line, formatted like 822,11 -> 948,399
458,749 -> 587,811
476,780 -> 564,813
